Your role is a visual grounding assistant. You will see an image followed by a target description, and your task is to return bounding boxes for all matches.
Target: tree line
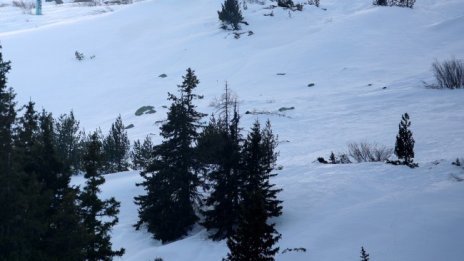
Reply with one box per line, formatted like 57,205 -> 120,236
0,44 -> 284,260
0,45 -> 124,261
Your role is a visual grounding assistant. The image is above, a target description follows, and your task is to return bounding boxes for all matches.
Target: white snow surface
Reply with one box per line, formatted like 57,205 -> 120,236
2,0 -> 464,260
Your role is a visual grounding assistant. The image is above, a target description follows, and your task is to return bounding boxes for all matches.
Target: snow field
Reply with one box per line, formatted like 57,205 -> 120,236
3,0 -> 464,260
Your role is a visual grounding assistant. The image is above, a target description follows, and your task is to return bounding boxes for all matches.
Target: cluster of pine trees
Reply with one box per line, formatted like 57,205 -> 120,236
134,69 -> 283,260
0,45 -> 124,260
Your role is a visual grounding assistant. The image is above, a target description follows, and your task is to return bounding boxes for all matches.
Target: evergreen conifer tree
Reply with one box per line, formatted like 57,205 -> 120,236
224,189 -> 281,261
130,135 -> 154,170
0,45 -> 43,261
394,113 -> 415,165
218,0 -> 244,30
56,110 -> 83,174
224,120 -> 282,261
329,151 -> 337,164
0,43 -> 15,183
134,68 -> 206,243
360,246 -> 370,261
241,120 -> 283,218
35,111 -> 68,191
14,101 -> 40,174
80,132 -> 125,260
200,95 -> 242,240
103,115 -> 130,173
35,111 -> 88,261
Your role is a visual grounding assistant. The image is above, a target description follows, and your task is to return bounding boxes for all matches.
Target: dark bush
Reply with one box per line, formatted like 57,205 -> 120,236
218,0 -> 244,30
317,157 -> 328,164
277,0 -> 293,8
373,0 -> 387,6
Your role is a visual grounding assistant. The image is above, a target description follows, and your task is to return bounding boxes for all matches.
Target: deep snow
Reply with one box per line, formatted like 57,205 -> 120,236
2,0 -> 464,260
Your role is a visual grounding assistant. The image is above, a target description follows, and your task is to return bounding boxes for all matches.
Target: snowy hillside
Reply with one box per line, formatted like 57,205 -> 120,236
2,0 -> 464,260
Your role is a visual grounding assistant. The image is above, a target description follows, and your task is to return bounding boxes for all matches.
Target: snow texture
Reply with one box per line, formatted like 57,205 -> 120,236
2,0 -> 464,260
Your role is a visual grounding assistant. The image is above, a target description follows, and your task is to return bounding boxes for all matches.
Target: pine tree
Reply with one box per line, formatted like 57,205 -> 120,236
0,44 -> 41,261
360,246 -> 370,261
134,68 -> 206,243
224,189 -> 281,261
34,111 -> 88,261
218,0 -> 244,30
130,135 -> 154,170
201,94 -> 242,240
241,120 -> 283,218
103,115 -> 130,173
80,132 -> 125,260
329,151 -> 337,164
56,110 -> 83,174
0,43 -> 15,184
224,120 -> 282,261
14,101 -> 40,174
394,113 -> 415,165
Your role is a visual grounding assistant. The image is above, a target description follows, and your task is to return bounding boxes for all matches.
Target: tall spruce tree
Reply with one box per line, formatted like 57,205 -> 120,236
134,68 -> 206,243
56,110 -> 83,174
241,120 -> 282,218
200,86 -> 242,240
0,43 -> 15,186
394,113 -> 415,165
103,115 -> 130,173
14,101 -> 40,175
224,120 -> 282,261
80,132 -> 125,260
0,44 -> 40,261
224,189 -> 281,261
35,111 -> 88,261
35,111 -> 68,192
12,101 -> 50,260
218,0 -> 244,30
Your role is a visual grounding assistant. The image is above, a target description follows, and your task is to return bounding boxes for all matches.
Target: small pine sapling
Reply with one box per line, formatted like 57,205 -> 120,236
393,113 -> 417,167
360,246 -> 370,261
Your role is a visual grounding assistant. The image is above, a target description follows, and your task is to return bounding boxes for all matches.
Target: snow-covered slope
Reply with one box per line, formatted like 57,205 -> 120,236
73,162 -> 464,261
2,0 -> 464,260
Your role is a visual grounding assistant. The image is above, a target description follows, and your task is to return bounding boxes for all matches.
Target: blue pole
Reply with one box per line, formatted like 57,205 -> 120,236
36,0 -> 42,15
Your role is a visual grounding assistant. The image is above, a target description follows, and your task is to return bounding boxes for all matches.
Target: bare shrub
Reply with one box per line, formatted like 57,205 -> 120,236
12,0 -> 35,13
430,58 -> 464,89
348,142 -> 393,163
